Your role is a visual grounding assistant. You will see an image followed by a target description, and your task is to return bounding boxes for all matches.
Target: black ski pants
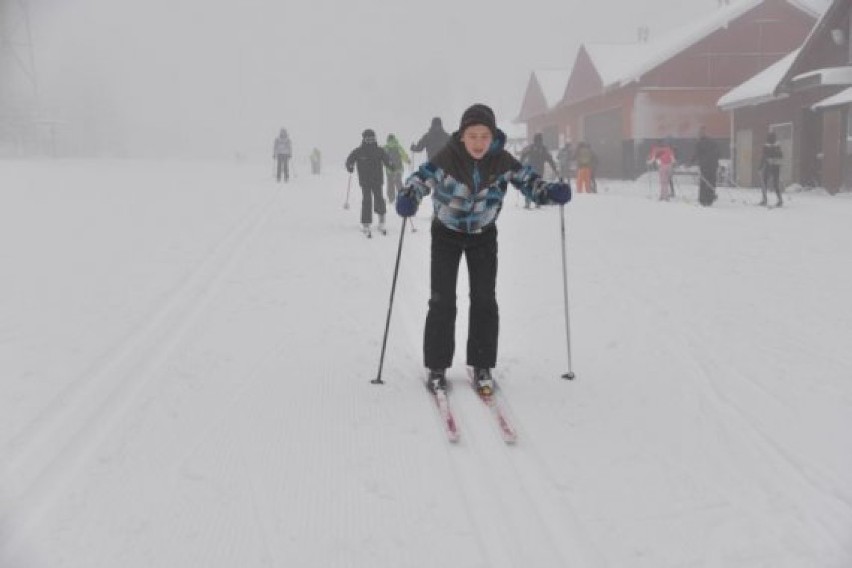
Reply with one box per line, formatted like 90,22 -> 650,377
762,165 -> 782,203
424,221 -> 498,371
361,184 -> 386,225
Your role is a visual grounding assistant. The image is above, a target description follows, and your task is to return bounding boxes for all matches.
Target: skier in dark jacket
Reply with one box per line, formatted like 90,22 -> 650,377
410,117 -> 451,160
346,129 -> 393,235
394,103 -> 571,396
519,133 -> 559,208
759,131 -> 783,207
691,127 -> 720,206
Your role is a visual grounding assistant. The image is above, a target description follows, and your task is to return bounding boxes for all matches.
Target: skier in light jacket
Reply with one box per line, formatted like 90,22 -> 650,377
273,128 -> 292,182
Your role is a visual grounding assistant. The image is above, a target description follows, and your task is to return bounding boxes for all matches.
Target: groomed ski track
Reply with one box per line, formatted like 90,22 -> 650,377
1,160 -> 849,567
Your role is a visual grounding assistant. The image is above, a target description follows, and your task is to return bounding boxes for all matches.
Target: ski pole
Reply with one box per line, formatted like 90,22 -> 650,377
343,173 -> 352,209
559,204 -> 575,380
372,217 -> 408,385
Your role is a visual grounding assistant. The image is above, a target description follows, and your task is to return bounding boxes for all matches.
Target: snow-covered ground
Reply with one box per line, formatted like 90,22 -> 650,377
1,159 -> 850,567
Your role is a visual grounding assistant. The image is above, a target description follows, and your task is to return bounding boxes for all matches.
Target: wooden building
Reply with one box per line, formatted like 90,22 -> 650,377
516,0 -> 824,179
721,0 -> 852,191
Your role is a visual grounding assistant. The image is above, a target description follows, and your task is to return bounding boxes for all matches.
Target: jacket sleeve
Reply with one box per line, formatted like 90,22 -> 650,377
411,134 -> 427,152
546,152 -> 558,173
504,162 -> 552,204
401,162 -> 441,201
345,148 -> 359,171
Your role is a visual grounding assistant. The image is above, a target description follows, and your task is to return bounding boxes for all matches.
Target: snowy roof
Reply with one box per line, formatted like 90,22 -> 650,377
792,65 -> 852,86
717,50 -> 799,110
776,0 -> 845,94
532,69 -> 573,108
585,0 -> 827,90
812,86 -> 852,109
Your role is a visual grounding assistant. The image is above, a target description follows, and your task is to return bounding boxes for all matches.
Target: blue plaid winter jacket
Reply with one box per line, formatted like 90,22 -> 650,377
401,129 -> 555,234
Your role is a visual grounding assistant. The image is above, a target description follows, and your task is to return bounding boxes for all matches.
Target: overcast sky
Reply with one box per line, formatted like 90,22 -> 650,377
26,0 -> 732,162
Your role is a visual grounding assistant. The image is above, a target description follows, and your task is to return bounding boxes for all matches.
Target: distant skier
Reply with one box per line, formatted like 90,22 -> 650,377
394,103 -> 572,396
310,147 -> 322,175
410,117 -> 451,160
691,127 -> 720,206
759,131 -> 783,207
345,129 -> 393,236
384,134 -> 410,203
574,141 -> 596,194
273,128 -> 292,182
556,141 -> 573,180
648,138 -> 676,201
519,133 -> 559,208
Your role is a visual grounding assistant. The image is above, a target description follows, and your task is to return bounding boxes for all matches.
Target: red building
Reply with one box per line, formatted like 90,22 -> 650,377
721,0 -> 852,191
516,0 -> 823,179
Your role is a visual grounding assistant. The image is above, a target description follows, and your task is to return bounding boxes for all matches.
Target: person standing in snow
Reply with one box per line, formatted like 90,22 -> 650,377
410,117 -> 451,161
383,134 -> 410,203
691,126 -> 720,206
394,103 -> 572,396
273,128 -> 292,183
758,131 -> 783,207
519,133 -> 559,208
556,140 -> 573,181
648,138 -> 676,201
310,147 -> 322,175
574,141 -> 595,194
345,129 -> 393,235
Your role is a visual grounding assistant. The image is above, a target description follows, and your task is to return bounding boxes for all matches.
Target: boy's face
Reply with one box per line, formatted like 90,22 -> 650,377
461,125 -> 493,160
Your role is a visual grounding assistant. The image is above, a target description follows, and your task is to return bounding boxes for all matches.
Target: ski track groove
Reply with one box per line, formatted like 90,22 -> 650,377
592,236 -> 851,563
0,190 -> 280,560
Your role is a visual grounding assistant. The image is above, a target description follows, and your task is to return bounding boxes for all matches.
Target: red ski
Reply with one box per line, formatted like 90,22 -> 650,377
429,388 -> 460,443
467,368 -> 517,444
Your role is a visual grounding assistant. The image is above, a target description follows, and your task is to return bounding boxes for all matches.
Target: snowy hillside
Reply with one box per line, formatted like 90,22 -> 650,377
1,159 -> 850,567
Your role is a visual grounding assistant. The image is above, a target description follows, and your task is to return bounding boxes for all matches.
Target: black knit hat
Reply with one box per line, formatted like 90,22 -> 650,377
459,104 -> 496,135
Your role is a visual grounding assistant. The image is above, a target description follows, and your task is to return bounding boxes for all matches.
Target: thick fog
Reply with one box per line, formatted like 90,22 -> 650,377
21,0 -> 705,163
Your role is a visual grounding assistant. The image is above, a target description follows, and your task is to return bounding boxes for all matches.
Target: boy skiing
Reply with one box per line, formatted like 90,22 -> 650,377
395,104 -> 571,395
346,129 -> 393,236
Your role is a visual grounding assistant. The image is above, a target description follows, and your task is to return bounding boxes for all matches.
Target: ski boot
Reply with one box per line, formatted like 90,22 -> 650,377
362,223 -> 372,238
377,214 -> 387,235
473,367 -> 494,396
427,369 -> 447,393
